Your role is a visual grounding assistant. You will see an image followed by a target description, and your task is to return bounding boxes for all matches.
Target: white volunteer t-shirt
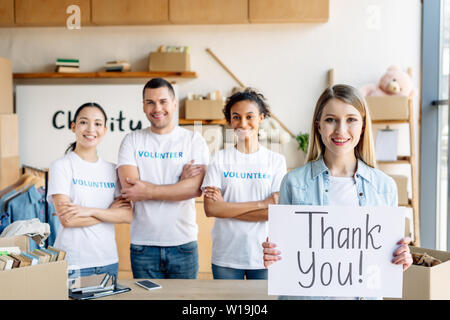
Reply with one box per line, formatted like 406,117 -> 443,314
47,152 -> 120,269
328,176 -> 359,206
201,146 -> 287,269
117,126 -> 209,246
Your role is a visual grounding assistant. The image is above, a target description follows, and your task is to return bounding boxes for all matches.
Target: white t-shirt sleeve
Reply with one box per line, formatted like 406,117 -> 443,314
201,156 -> 222,191
117,132 -> 137,169
108,162 -> 122,199
271,154 -> 287,194
191,132 -> 210,166
47,157 -> 72,204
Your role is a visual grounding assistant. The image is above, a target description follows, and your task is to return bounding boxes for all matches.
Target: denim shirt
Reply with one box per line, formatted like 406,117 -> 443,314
277,157 -> 398,300
279,157 -> 398,207
6,185 -> 60,247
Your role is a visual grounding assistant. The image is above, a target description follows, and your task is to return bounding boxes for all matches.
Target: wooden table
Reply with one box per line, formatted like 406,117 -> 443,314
98,279 -> 278,300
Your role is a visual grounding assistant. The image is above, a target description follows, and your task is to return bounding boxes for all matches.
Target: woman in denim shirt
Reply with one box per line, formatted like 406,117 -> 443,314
262,84 -> 413,300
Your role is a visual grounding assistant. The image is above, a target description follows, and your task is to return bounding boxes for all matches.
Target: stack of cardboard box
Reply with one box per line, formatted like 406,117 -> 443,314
0,57 -> 20,189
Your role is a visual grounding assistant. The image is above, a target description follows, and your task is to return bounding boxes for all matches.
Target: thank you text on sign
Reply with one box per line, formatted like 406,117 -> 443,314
268,205 -> 405,298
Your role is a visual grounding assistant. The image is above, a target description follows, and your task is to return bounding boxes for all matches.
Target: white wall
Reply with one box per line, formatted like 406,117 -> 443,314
0,0 -> 422,170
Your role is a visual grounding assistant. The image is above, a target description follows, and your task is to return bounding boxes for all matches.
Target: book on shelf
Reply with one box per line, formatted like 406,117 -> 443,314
55,65 -> 80,73
104,60 -> 131,72
56,58 -> 79,65
56,61 -> 79,67
56,58 -> 79,64
55,58 -> 80,73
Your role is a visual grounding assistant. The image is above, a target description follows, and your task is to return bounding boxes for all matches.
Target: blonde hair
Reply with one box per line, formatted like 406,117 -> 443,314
306,84 -> 376,168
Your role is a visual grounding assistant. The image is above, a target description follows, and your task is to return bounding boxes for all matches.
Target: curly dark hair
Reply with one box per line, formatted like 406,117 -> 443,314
223,88 -> 271,123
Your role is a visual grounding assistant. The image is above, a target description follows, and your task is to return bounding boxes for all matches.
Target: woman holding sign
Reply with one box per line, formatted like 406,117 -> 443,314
202,88 -> 287,280
262,84 -> 412,298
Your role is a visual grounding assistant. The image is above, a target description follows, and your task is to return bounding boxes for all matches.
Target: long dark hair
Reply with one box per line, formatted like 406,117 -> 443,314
65,102 -> 108,154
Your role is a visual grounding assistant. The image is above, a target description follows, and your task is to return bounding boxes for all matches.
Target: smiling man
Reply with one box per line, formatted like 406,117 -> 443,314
117,78 -> 209,279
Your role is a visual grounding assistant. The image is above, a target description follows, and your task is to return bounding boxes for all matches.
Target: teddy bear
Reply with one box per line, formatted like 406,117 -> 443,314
360,66 -> 416,98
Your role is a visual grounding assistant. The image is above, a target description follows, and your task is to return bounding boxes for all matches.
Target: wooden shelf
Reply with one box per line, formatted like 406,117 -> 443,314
13,71 -> 198,79
377,156 -> 411,165
179,119 -> 227,125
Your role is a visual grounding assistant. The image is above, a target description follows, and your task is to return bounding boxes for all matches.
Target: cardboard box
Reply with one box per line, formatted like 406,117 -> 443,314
0,156 -> 20,189
400,247 -> 450,300
182,124 -> 224,155
149,52 -> 191,72
390,174 -> 409,206
0,57 -> 13,114
0,236 -> 68,300
0,113 -> 19,157
185,99 -> 225,120
366,96 -> 409,121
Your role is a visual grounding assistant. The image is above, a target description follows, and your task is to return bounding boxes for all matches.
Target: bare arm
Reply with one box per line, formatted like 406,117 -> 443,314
204,196 -> 268,219
203,187 -> 278,220
117,165 -> 140,189
234,193 -> 279,221
233,208 -> 268,222
90,197 -> 133,224
62,197 -> 133,224
52,194 -> 102,228
53,195 -> 133,226
119,163 -> 205,202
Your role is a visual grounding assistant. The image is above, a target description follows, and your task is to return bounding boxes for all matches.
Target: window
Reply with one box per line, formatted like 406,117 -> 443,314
421,0 -> 450,250
436,0 -> 450,250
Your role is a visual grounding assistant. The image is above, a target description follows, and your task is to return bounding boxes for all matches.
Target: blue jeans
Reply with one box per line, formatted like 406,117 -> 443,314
68,263 -> 119,279
212,264 -> 268,280
130,241 -> 198,279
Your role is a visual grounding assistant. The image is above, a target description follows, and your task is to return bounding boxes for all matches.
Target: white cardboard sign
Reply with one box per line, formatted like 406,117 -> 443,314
268,205 -> 405,298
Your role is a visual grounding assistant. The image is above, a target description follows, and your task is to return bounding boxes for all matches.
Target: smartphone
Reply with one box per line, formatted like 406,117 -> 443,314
135,280 -> 162,291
